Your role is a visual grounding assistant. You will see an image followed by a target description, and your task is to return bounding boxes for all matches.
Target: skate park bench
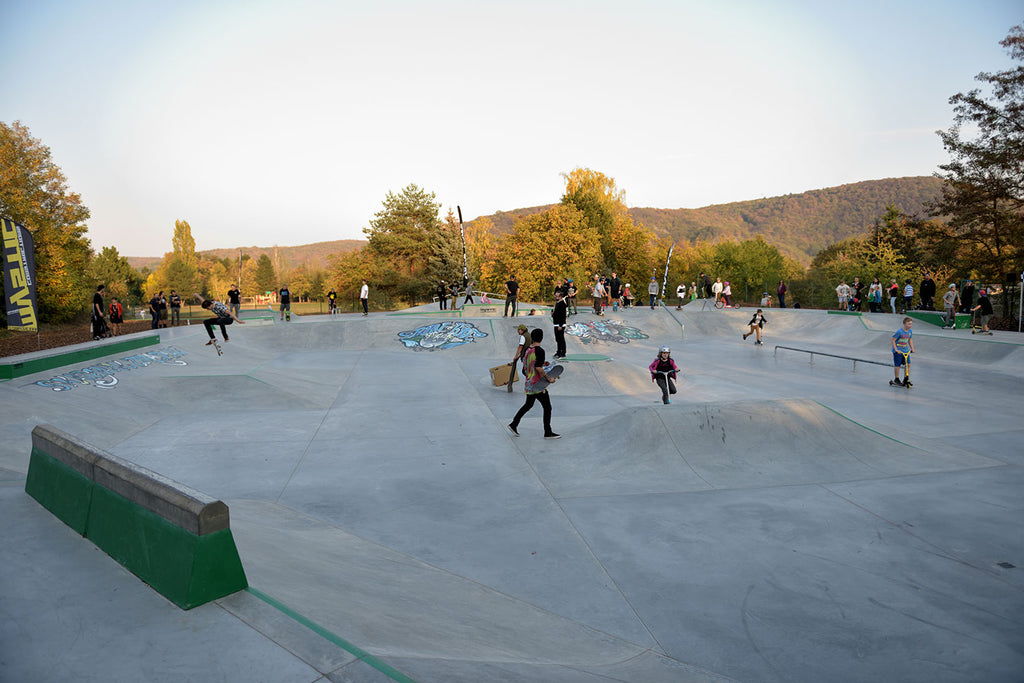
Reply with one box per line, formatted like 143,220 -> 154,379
24,425 -> 247,609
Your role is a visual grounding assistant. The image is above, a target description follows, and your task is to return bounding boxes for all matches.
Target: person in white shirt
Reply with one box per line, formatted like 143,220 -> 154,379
359,280 -> 369,316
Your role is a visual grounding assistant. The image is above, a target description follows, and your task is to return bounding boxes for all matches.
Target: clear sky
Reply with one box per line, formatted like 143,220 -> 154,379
1,0 -> 1020,256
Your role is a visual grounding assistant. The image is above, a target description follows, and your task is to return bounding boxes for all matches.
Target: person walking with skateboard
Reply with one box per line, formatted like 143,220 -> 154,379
649,346 -> 679,404
507,323 -> 529,393
507,328 -> 560,439
195,292 -> 245,346
890,317 -> 915,387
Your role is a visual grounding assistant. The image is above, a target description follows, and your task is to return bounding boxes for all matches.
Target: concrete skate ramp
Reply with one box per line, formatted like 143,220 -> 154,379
528,398 -> 995,499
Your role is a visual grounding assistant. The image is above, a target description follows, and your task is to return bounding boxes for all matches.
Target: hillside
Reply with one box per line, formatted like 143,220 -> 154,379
124,178 -> 943,270
126,239 -> 365,271
471,177 -> 944,265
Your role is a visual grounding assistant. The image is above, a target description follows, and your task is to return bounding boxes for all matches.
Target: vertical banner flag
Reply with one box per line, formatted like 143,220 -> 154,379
661,243 -> 675,298
457,206 -> 469,287
2,218 -> 39,331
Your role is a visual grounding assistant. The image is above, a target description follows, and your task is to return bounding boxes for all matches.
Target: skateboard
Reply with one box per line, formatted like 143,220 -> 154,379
207,339 -> 223,356
531,364 -> 564,391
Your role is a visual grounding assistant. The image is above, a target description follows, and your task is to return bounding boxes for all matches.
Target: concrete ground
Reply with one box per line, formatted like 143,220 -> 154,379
1,302 -> 1022,682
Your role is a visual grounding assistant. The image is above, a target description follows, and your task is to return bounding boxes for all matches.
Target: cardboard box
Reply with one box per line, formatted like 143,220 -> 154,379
489,363 -> 517,386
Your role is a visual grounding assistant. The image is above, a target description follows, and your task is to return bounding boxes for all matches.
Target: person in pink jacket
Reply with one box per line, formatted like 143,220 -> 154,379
649,346 -> 680,405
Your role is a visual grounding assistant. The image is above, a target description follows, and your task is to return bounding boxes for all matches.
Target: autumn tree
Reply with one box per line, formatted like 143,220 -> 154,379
0,121 -> 92,322
931,24 -> 1024,308
492,204 -> 601,301
87,246 -> 143,305
172,220 -> 196,265
560,168 -> 632,271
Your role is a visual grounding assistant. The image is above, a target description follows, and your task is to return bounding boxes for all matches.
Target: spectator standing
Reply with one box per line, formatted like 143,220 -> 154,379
552,290 -> 568,358
835,280 -> 850,310
903,280 -> 914,313
504,276 -> 519,317
676,283 -> 686,309
360,279 -> 369,316
851,277 -> 864,311
888,279 -> 900,314
942,284 -> 960,328
648,277 -> 659,309
148,291 -> 161,330
227,284 -> 241,317
169,290 -> 182,325
108,297 -> 123,335
609,272 -> 622,311
567,279 -> 578,315
592,275 -> 606,316
711,277 -> 723,304
777,280 -> 788,308
961,280 -> 975,313
279,284 -> 291,321
920,273 -> 936,310
92,285 -> 106,340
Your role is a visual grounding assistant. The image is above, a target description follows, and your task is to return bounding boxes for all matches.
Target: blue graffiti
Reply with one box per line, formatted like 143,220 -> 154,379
397,321 -> 488,351
566,319 -> 648,345
33,346 -> 188,391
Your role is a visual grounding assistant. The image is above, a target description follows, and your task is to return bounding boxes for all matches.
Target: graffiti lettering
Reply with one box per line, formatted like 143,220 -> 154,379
397,321 -> 488,351
33,346 -> 188,391
566,319 -> 649,345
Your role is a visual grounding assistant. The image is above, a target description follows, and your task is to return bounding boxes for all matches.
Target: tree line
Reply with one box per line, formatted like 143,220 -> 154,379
2,26 -> 1021,325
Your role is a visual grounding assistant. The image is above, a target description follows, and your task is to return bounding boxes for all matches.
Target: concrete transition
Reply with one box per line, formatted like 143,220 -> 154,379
1,303 -> 1022,682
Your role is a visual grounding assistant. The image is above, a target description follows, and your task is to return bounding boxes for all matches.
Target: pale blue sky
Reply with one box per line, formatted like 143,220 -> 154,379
1,0 -> 1019,256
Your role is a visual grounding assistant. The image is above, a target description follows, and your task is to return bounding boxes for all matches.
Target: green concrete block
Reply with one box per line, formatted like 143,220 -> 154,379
24,448 -> 93,535
86,486 -> 247,610
0,335 -> 160,380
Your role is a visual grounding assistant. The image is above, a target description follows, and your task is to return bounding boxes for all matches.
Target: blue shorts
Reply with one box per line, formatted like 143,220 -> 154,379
892,350 -> 909,366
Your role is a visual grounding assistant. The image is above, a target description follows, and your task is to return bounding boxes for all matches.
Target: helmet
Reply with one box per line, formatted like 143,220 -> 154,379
659,346 -> 671,354
980,289 -> 987,296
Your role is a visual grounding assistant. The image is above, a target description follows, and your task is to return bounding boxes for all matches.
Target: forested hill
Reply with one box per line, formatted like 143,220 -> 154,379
477,176 -> 944,265
127,239 -> 364,271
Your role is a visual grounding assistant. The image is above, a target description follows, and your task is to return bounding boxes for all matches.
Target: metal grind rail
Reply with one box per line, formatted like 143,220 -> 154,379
774,345 -> 889,371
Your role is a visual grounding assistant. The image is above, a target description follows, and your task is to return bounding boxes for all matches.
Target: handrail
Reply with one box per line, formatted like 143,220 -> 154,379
773,345 -> 889,371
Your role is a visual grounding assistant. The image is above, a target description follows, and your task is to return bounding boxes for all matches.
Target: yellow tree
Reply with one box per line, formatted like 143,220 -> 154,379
495,204 -> 601,302
560,167 -> 631,270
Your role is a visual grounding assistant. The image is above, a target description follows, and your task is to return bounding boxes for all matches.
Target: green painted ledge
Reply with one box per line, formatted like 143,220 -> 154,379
0,334 -> 160,380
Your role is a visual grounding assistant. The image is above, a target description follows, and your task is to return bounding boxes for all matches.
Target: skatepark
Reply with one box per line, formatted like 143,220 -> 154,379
2,301 -> 1022,682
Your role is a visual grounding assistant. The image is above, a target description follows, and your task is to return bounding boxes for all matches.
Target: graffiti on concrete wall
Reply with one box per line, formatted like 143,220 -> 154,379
397,321 -> 488,351
566,319 -> 649,345
33,346 -> 188,391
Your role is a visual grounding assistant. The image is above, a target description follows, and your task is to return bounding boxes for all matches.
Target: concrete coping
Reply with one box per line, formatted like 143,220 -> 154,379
31,424 -> 229,536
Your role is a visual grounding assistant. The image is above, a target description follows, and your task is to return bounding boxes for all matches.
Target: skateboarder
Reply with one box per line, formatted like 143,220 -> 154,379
890,317 -> 915,387
195,293 -> 245,345
970,289 -> 994,334
507,328 -> 560,439
743,309 -> 767,344
649,346 -> 679,404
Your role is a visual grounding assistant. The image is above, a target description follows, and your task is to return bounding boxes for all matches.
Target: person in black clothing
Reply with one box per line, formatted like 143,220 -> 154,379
92,285 -> 106,339
169,290 -> 182,325
507,328 -> 560,439
970,289 -> 994,335
227,284 -> 242,317
504,276 -> 519,317
961,280 -> 975,313
552,290 -> 568,358
920,273 -> 936,310
608,271 -> 622,310
851,277 -> 864,312
701,273 -> 713,298
437,281 -> 447,310
148,291 -> 161,329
